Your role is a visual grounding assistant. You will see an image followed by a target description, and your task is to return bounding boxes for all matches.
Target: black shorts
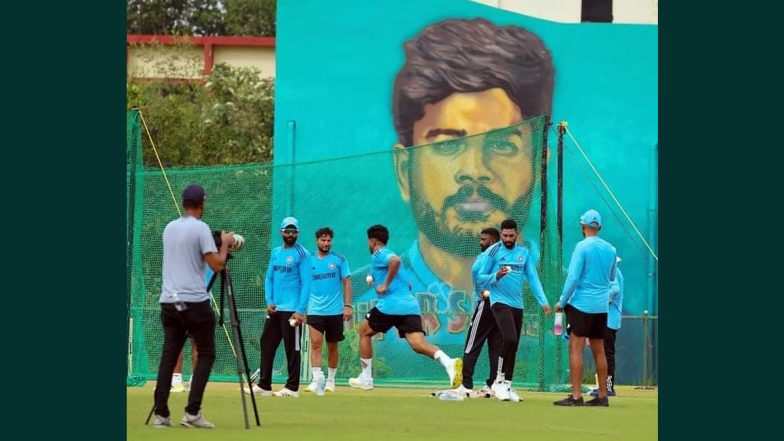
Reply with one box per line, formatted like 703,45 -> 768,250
307,314 -> 345,342
564,304 -> 607,339
366,307 -> 424,338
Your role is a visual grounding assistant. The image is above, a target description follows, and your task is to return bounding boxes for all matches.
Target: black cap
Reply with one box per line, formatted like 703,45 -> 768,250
182,184 -> 206,204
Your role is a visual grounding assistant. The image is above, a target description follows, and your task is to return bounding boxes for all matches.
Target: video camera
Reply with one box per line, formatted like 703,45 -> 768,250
212,230 -> 246,252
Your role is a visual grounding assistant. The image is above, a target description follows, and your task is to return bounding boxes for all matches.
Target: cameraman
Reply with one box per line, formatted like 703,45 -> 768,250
152,184 -> 233,429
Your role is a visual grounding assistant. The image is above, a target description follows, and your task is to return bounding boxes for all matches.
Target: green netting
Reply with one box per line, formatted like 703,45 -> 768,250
127,110 -> 569,390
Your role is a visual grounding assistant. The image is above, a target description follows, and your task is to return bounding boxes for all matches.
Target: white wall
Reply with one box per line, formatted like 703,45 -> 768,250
614,0 -> 658,24
471,0 -> 658,24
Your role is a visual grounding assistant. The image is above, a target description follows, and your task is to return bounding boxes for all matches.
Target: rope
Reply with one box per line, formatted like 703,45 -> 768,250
564,126 -> 658,262
137,109 -> 239,360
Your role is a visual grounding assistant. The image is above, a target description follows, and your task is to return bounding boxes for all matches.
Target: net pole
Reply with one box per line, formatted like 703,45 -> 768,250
126,109 -> 140,377
642,311 -> 649,387
556,121 -> 566,385
537,116 -> 551,391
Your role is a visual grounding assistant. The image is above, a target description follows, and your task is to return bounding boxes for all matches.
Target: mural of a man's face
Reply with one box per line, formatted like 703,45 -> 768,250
395,88 -> 535,257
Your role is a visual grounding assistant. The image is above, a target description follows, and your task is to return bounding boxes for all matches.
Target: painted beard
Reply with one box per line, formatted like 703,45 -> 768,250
410,183 -> 532,258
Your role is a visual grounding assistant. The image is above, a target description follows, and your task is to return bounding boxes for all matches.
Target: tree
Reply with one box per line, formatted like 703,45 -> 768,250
127,0 -> 276,36
225,0 -> 276,36
127,62 -> 275,166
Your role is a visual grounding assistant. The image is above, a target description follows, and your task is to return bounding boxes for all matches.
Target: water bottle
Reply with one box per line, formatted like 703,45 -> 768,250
553,312 -> 564,336
316,376 -> 326,396
344,319 -> 352,332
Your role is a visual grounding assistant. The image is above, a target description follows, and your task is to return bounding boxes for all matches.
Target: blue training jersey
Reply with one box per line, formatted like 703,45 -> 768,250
369,247 -> 420,315
308,251 -> 351,316
264,243 -> 312,314
471,253 -> 488,302
477,242 -> 549,309
557,236 -> 617,313
608,267 -> 624,329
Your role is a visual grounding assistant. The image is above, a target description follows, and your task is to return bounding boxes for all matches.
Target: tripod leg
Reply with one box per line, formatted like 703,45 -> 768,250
236,322 -> 261,426
224,269 -> 261,427
144,403 -> 155,425
233,328 -> 251,430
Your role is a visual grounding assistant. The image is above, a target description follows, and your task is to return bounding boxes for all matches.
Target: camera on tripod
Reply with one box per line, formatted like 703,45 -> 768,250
212,230 -> 246,253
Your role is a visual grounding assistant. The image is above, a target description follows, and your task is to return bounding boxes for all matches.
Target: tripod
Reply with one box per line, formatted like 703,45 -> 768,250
145,259 -> 260,428
210,262 -> 261,428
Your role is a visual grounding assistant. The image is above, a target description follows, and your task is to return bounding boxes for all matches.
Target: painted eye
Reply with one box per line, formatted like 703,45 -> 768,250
485,139 -> 519,156
432,139 -> 464,155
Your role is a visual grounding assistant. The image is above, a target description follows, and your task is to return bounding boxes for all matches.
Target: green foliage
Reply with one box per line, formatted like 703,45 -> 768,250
226,0 -> 276,36
127,0 -> 276,36
127,59 -> 274,166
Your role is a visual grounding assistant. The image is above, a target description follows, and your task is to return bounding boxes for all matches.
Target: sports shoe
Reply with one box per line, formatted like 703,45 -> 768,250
471,384 -> 495,398
446,358 -> 463,388
584,396 -> 609,407
243,384 -> 273,396
348,376 -> 374,390
170,382 -> 187,393
492,380 -> 511,401
553,395 -> 584,406
273,387 -> 300,397
325,380 -> 336,392
180,411 -> 215,429
305,381 -> 318,393
151,415 -> 171,428
508,387 -> 523,402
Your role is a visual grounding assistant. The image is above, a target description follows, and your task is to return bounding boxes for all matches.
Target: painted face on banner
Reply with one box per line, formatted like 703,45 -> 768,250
396,88 -> 535,257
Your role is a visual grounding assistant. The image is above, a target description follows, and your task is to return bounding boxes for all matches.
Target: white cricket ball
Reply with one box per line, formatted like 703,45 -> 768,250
288,317 -> 297,327
481,290 -> 490,299
366,275 -> 374,285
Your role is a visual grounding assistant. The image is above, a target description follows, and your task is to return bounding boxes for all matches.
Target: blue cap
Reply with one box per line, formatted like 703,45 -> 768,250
280,216 -> 299,230
182,184 -> 206,204
579,209 -> 602,228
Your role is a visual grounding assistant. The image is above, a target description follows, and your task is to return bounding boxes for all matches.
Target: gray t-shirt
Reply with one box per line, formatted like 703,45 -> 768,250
159,216 -> 218,304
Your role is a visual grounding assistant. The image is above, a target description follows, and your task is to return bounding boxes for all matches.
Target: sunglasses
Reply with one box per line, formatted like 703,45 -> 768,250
281,229 -> 299,235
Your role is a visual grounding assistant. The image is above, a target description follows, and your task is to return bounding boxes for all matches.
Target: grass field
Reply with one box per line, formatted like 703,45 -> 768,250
128,382 -> 657,440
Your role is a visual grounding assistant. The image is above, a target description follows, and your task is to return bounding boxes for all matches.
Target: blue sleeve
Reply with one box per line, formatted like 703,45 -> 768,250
297,252 -> 312,314
379,249 -> 392,266
476,253 -> 497,288
341,257 -> 351,279
558,245 -> 584,308
524,253 -> 548,306
471,255 -> 486,290
264,253 -> 274,306
609,257 -> 618,286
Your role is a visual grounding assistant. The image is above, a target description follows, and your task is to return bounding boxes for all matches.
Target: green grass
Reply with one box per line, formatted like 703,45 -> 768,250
128,383 -> 657,440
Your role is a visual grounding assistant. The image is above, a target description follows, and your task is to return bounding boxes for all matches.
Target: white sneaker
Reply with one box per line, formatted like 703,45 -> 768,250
170,382 -> 187,393
325,380 -> 336,392
508,387 -> 523,402
243,384 -> 273,396
273,387 -> 300,397
348,376 -> 374,390
445,358 -> 463,388
471,385 -> 495,398
305,381 -> 318,393
151,415 -> 171,428
180,411 -> 215,429
450,384 -> 472,398
492,380 -> 511,401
